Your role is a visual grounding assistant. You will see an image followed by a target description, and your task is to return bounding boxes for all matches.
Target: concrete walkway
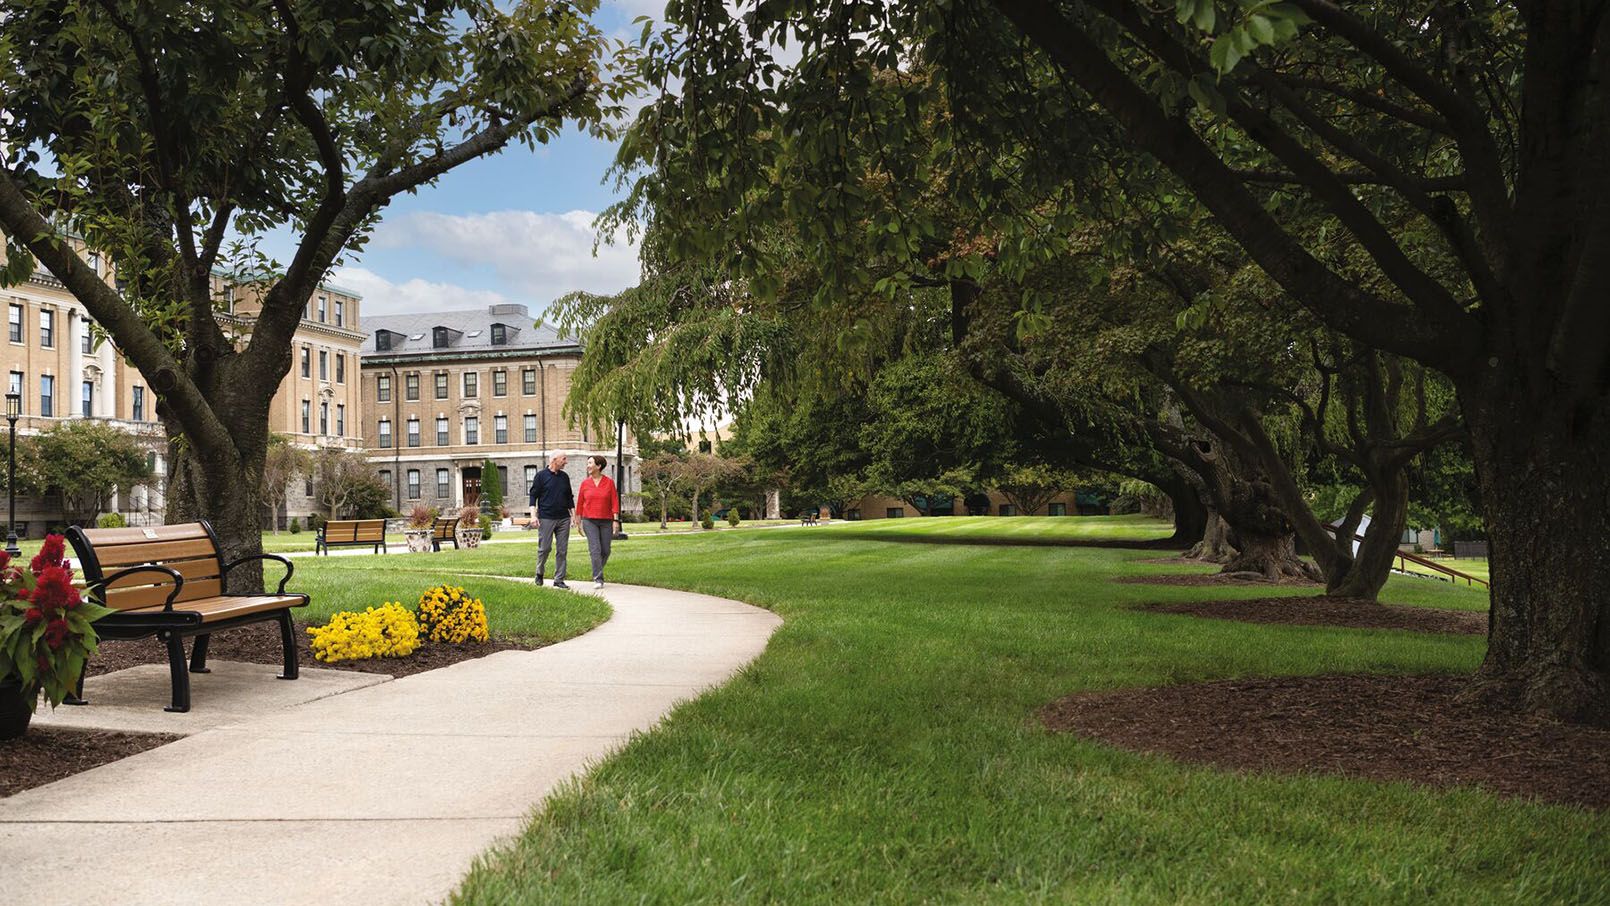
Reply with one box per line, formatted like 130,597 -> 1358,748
0,583 -> 780,906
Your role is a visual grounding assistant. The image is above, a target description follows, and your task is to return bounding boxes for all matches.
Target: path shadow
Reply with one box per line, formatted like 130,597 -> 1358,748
797,530 -> 1185,551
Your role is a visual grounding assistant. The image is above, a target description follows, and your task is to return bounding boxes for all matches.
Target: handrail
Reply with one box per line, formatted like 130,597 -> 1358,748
1328,526 -> 1489,588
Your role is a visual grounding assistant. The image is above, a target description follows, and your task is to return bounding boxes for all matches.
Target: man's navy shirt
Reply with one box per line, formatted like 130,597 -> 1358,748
529,466 -> 575,519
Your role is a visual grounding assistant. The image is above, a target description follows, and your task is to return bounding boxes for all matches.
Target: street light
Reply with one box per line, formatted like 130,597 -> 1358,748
5,393 -> 21,556
612,418 -> 628,541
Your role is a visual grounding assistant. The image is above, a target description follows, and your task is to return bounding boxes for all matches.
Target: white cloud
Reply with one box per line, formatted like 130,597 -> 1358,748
329,267 -> 512,317
366,209 -> 641,311
603,0 -> 667,19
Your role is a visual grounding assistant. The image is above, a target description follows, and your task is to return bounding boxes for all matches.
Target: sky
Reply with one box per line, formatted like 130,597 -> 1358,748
308,1 -> 670,320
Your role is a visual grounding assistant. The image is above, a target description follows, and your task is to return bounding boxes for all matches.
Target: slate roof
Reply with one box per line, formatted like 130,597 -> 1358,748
358,304 -> 576,356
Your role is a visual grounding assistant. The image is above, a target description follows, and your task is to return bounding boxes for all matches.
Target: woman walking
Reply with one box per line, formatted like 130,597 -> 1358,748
575,454 -> 620,589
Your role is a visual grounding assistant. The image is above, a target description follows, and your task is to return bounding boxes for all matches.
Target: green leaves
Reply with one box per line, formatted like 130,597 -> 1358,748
1176,1 -> 1313,75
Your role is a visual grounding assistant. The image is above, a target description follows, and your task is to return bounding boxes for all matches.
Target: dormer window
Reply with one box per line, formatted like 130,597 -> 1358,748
491,324 -> 506,345
375,330 -> 394,352
433,326 -> 452,348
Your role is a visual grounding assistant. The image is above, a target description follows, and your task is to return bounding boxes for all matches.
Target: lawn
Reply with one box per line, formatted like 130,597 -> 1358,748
327,515 -> 1602,904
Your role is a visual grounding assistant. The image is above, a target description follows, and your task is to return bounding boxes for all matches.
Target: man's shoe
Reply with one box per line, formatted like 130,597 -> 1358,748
535,574 -> 543,584
552,580 -> 570,589
593,580 -> 604,589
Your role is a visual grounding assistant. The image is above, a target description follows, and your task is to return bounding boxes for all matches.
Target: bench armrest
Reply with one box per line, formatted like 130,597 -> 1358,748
220,553 -> 296,595
85,564 -> 185,612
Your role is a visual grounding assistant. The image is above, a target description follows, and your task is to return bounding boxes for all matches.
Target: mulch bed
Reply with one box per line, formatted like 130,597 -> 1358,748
1040,673 -> 1610,811
1116,572 -> 1320,587
1,727 -> 180,797
85,619 -> 538,680
1140,594 -> 1487,635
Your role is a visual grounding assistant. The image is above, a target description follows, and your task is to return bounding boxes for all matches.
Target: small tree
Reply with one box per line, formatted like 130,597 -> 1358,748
480,458 -> 503,513
311,447 -> 380,521
17,421 -> 152,526
680,452 -> 740,525
261,434 -> 310,534
998,463 -> 1076,516
641,453 -> 688,529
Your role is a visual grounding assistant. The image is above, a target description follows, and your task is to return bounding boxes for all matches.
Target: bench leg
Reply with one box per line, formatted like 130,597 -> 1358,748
276,609 -> 299,681
65,668 -> 88,706
190,633 -> 212,673
162,632 -> 191,713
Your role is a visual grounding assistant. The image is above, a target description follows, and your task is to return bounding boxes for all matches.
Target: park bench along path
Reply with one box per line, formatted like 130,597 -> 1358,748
0,582 -> 780,906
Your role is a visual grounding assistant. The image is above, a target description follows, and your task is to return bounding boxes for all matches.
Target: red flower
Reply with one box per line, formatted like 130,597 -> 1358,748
0,549 -> 11,572
30,534 -> 67,577
30,565 -> 81,615
43,618 -> 68,651
22,607 -> 42,625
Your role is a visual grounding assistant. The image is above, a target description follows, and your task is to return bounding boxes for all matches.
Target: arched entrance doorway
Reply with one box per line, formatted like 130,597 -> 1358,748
462,466 -> 482,507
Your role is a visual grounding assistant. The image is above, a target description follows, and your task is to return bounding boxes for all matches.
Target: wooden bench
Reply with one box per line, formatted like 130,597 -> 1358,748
431,516 -> 460,551
66,521 -> 307,713
800,512 -> 819,526
315,517 -> 388,555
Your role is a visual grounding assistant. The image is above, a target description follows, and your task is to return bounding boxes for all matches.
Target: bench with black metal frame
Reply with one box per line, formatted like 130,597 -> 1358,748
430,516 -> 460,552
314,517 -> 388,555
800,512 -> 819,526
66,521 -> 309,713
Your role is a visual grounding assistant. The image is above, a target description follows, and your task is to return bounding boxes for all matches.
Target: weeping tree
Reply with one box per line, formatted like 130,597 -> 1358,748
0,0 -> 636,589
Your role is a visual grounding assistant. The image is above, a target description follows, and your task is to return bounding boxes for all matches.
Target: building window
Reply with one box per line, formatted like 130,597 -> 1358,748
434,372 -> 448,399
88,252 -> 100,274
301,347 -> 311,378
376,331 -> 392,352
317,295 -> 327,323
435,417 -> 448,446
335,353 -> 345,383
524,465 -> 537,491
405,373 -> 419,401
1048,502 -> 1067,516
847,508 -> 862,520
464,416 -> 479,445
436,469 -> 449,499
300,400 -> 310,433
497,466 -> 508,496
81,329 -> 93,354
462,372 -> 478,399
305,475 -> 315,496
319,402 -> 329,435
407,469 -> 421,499
407,418 -> 420,447
132,385 -> 144,421
523,414 -> 537,443
998,504 -> 1016,516
378,418 -> 392,448
8,372 -> 21,409
492,369 -> 507,397
318,350 -> 328,381
433,326 -> 451,348
336,404 -> 345,437
39,310 -> 53,348
494,415 -> 507,444
522,368 -> 536,395
377,374 -> 391,402
39,375 -> 54,417
81,381 -> 93,417
8,305 -> 21,343
886,507 -> 905,518
334,300 -> 344,327
379,469 -> 391,491
491,323 -> 506,345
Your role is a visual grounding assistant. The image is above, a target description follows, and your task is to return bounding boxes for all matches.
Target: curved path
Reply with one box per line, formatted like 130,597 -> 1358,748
0,583 -> 781,905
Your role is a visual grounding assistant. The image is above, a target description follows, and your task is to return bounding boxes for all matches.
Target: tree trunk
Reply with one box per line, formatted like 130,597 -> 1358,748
1184,511 -> 1236,562
1328,471 -> 1410,600
1164,478 -> 1207,545
1220,530 -> 1316,581
1461,380 -> 1610,725
166,431 -> 267,593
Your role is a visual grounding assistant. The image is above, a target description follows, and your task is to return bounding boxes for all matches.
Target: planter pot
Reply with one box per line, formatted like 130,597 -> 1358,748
457,528 -> 483,549
0,677 -> 33,740
404,529 -> 433,553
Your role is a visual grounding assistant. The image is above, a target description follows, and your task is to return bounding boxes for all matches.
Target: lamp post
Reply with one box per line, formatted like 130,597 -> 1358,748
612,418 -> 628,540
5,393 -> 20,556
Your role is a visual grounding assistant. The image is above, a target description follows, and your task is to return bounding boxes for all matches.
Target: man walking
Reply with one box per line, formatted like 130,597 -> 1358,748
529,453 -> 574,589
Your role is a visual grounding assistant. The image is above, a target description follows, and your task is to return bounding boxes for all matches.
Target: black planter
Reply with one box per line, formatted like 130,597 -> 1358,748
0,676 -> 32,740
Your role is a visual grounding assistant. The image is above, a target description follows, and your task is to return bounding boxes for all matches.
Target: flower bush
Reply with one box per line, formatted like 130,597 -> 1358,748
416,584 -> 489,645
0,535 -> 114,710
306,602 -> 421,663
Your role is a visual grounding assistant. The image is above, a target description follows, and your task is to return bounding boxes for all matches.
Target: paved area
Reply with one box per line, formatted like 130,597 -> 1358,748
0,583 -> 781,906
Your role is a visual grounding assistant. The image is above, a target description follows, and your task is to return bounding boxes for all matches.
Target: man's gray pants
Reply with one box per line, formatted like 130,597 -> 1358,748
536,516 -> 570,581
580,517 -> 614,582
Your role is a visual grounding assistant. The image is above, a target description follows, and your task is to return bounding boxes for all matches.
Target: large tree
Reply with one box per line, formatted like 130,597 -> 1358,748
15,421 -> 153,526
0,0 -> 634,588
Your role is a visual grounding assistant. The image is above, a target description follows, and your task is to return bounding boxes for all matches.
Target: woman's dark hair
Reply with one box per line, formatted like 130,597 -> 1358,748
589,454 -> 607,470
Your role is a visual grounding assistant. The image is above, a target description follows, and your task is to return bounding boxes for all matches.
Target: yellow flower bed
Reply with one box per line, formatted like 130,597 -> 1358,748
416,584 -> 490,645
307,602 -> 422,663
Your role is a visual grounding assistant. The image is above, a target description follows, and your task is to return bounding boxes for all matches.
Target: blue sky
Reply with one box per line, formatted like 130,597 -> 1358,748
311,1 -> 666,319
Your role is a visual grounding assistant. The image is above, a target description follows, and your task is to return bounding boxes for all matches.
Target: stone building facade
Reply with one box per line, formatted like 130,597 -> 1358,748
359,304 -> 639,516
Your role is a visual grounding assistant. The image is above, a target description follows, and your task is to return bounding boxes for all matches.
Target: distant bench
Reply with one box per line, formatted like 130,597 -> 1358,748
800,512 -> 819,526
315,518 -> 387,555
67,521 -> 307,713
431,516 -> 460,552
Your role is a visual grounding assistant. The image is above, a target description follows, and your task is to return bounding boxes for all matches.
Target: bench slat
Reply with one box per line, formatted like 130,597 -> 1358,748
76,524 -> 212,546
113,593 -> 307,623
102,578 -> 224,611
92,538 -> 221,567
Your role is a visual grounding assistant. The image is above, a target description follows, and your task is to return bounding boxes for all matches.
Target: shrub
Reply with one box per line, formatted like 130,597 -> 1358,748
305,603 -> 421,663
458,504 -> 480,528
416,584 -> 490,645
288,517 -> 301,534
700,515 -> 715,530
308,513 -> 325,533
407,504 -> 434,530
726,509 -> 740,527
479,513 -> 494,540
95,512 -> 126,529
